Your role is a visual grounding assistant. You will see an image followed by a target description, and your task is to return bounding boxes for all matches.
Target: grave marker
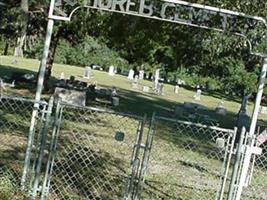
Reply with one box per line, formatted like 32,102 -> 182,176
215,100 -> 227,115
54,87 -> 86,106
128,69 -> 135,79
60,72 -> 65,80
143,86 -> 150,93
139,70 -> 145,80
174,85 -> 179,94
108,65 -> 115,76
260,106 -> 267,114
83,66 -> 92,79
154,69 -> 160,89
194,89 -> 202,100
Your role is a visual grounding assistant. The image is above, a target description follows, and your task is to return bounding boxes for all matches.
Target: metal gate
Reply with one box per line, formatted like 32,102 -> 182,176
0,96 -> 48,199
39,101 -> 147,200
139,114 -> 237,200
1,96 -> 251,200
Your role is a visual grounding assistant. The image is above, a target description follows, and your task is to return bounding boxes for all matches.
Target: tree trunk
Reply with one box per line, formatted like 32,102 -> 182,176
3,41 -> 9,55
14,0 -> 28,57
43,30 -> 61,92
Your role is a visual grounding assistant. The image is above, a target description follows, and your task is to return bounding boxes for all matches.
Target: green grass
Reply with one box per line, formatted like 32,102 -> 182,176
0,56 -> 267,199
1,55 -> 267,128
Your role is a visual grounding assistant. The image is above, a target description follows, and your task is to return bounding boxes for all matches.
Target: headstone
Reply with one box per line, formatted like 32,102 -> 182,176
260,106 -> 267,114
134,75 -> 138,83
128,69 -> 135,79
194,89 -> 202,100
215,100 -> 227,115
159,83 -> 164,95
174,85 -> 179,94
143,86 -> 150,93
132,75 -> 139,89
111,87 -> 117,97
60,72 -> 65,80
83,67 -> 92,79
108,65 -> 115,76
54,87 -> 86,106
139,70 -> 145,80
154,69 -> 160,89
112,97 -> 120,106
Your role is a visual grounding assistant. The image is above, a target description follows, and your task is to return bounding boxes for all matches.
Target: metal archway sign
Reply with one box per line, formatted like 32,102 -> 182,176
22,1 -> 267,199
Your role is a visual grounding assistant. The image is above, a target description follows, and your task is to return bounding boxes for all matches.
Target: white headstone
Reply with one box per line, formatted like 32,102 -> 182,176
108,66 -> 115,76
155,69 -> 160,87
143,86 -> 150,93
128,69 -> 135,79
194,89 -> 202,100
174,85 -> 179,94
83,67 -> 92,79
260,106 -> 267,114
139,70 -> 145,80
60,72 -> 65,80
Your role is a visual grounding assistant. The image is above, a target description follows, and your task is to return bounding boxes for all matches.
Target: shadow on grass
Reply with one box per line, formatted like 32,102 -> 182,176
0,65 -> 57,95
50,146 -> 128,200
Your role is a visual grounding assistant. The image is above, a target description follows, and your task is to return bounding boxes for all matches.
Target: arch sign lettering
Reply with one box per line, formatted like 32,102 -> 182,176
23,1 -> 267,198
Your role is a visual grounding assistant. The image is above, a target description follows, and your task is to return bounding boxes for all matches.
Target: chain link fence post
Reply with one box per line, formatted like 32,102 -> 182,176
32,97 -> 54,198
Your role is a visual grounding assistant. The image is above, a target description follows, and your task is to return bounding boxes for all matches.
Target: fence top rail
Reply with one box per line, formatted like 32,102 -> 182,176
155,115 -> 236,133
0,95 -> 48,106
59,101 -> 145,120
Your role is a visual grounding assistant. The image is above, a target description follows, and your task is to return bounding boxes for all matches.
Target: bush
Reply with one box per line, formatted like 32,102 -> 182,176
54,37 -> 129,70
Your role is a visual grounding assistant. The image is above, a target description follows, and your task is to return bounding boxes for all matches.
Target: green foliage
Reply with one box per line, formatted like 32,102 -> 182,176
1,0 -> 266,93
54,36 -> 128,70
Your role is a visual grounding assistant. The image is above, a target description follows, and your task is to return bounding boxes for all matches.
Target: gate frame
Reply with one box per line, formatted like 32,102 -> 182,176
23,0 -> 267,199
37,100 -> 148,200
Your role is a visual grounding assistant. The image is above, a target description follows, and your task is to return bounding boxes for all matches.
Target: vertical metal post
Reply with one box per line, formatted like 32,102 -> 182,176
249,58 -> 267,138
235,57 -> 267,200
41,101 -> 63,200
32,97 -> 54,198
136,112 -> 156,200
21,18 -> 55,188
125,114 -> 146,200
216,128 -> 237,200
227,127 -> 246,200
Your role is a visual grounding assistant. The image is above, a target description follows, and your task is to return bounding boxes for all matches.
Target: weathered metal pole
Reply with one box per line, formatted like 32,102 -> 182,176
21,18 -> 54,188
234,57 -> 267,200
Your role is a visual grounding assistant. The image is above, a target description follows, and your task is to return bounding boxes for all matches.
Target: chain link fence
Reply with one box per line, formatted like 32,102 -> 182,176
40,102 -> 146,200
0,95 -> 47,200
141,115 -> 236,200
241,135 -> 267,200
1,95 -> 267,200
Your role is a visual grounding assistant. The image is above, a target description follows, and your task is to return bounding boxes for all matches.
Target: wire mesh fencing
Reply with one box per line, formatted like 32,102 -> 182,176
41,102 -> 147,200
0,95 -> 47,200
141,115 -> 236,200
1,95 -> 267,200
241,142 -> 267,199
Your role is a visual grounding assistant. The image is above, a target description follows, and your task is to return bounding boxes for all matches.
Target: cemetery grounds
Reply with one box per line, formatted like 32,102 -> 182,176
0,56 -> 267,200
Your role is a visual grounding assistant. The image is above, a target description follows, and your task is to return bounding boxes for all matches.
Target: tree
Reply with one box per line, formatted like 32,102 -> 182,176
14,0 -> 28,57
